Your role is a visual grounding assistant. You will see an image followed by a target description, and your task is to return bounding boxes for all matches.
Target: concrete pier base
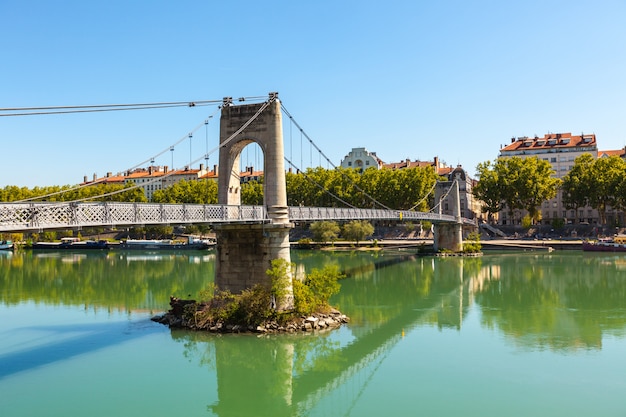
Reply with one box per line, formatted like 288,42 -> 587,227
214,222 -> 294,310
433,222 -> 463,252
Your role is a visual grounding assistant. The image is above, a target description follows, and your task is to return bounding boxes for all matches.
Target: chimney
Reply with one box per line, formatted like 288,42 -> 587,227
164,166 -> 168,174
93,173 -> 97,181
199,163 -> 204,171
148,166 -> 153,175
107,172 -> 112,178
434,156 -> 439,168
248,166 -> 253,174
84,175 -> 88,183
213,164 -> 218,175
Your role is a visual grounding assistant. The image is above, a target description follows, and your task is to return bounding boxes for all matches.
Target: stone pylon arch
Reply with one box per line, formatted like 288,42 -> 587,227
214,95 -> 294,310
217,95 -> 288,223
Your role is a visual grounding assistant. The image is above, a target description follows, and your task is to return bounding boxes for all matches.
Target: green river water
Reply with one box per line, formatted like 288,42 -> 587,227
0,248 -> 625,416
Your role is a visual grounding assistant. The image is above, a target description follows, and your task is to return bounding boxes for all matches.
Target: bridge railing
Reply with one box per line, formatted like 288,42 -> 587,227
0,202 -> 475,232
0,202 -> 267,232
288,206 -> 465,224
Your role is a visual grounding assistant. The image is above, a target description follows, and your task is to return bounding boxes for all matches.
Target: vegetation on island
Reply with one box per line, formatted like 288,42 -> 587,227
462,232 -> 482,253
169,258 -> 345,332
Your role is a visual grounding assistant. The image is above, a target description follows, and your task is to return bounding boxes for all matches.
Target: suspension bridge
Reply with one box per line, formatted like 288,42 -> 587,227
1,93 -> 476,306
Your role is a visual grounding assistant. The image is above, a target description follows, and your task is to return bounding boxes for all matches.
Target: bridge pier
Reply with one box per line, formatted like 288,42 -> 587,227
433,222 -> 463,252
214,223 -> 294,310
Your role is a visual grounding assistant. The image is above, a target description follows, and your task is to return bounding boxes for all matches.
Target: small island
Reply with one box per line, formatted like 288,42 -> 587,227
152,259 -> 349,334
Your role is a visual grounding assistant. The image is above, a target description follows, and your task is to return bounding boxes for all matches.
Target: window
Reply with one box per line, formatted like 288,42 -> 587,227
550,157 -> 557,163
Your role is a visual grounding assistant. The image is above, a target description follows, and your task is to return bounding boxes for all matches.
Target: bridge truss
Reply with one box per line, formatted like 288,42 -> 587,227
0,202 -> 475,233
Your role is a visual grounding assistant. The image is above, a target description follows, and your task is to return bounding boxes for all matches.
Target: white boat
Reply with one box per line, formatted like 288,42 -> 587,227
117,236 -> 212,251
0,240 -> 13,250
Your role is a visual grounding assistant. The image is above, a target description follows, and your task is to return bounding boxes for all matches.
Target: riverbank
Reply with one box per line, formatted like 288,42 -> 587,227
293,238 -> 583,252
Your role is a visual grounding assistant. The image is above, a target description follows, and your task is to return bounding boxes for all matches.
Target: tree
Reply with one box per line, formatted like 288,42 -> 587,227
473,160 -> 505,221
562,154 -> 626,224
474,157 -> 560,224
561,154 -> 594,222
341,220 -> 374,245
588,156 -> 625,224
515,156 -> 560,221
152,179 -> 217,204
241,180 -> 264,205
310,221 -> 340,243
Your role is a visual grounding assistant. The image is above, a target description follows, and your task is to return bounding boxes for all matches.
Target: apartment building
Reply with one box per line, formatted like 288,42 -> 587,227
497,132 -> 602,225
83,164 -> 215,200
340,147 -> 383,170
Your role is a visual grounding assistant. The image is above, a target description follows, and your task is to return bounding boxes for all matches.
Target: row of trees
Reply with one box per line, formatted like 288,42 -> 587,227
309,220 -> 375,245
0,166 -> 439,211
561,154 -> 626,224
474,154 -> 626,225
473,157 -> 561,223
0,183 -> 146,203
97,166 -> 439,210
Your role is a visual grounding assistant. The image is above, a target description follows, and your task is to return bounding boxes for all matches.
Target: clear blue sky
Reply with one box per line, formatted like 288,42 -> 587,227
2,0 -> 625,187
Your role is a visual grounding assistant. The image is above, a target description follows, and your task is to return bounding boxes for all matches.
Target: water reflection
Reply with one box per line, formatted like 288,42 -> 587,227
474,253 -> 626,351
163,251 -> 626,416
0,251 -> 215,310
2,250 -> 626,415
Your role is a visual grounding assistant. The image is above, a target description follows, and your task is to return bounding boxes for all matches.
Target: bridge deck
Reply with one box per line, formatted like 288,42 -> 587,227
0,202 -> 475,232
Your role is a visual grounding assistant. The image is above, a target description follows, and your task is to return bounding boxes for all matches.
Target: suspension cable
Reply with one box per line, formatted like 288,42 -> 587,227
0,96 -> 270,117
53,96 -> 276,203
407,180 -> 438,211
281,103 -> 394,211
12,105 -> 222,203
430,180 -> 457,213
284,157 -> 358,209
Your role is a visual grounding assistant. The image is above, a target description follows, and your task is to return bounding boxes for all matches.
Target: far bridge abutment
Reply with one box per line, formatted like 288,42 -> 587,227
433,180 -> 464,252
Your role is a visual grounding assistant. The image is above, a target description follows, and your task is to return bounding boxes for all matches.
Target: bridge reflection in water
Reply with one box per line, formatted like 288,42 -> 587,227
2,251 -> 624,415
171,253 -> 480,416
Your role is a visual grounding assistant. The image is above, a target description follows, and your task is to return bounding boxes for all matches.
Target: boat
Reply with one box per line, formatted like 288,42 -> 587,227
117,236 -> 212,251
31,237 -> 110,250
0,240 -> 14,250
582,235 -> 626,252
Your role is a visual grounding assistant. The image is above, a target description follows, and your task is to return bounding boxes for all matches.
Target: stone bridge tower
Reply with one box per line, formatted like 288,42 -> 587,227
214,94 -> 294,310
433,180 -> 464,252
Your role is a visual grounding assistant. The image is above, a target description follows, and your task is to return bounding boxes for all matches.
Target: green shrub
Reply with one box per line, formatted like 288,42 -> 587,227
292,278 -> 316,315
304,264 -> 343,311
463,232 -> 482,253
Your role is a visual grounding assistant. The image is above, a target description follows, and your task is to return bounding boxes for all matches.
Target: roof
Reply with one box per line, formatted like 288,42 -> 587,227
501,132 -> 596,153
598,148 -> 626,158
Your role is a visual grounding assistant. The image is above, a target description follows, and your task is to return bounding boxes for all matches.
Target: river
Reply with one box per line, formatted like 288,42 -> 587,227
1,249 -> 625,416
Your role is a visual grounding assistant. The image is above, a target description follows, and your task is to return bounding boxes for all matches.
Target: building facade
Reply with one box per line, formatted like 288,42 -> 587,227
341,148 -> 479,220
340,147 -> 383,171
497,132 -> 600,225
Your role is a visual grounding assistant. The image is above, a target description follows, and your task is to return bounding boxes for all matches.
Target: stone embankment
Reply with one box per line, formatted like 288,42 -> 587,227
152,297 -> 350,334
